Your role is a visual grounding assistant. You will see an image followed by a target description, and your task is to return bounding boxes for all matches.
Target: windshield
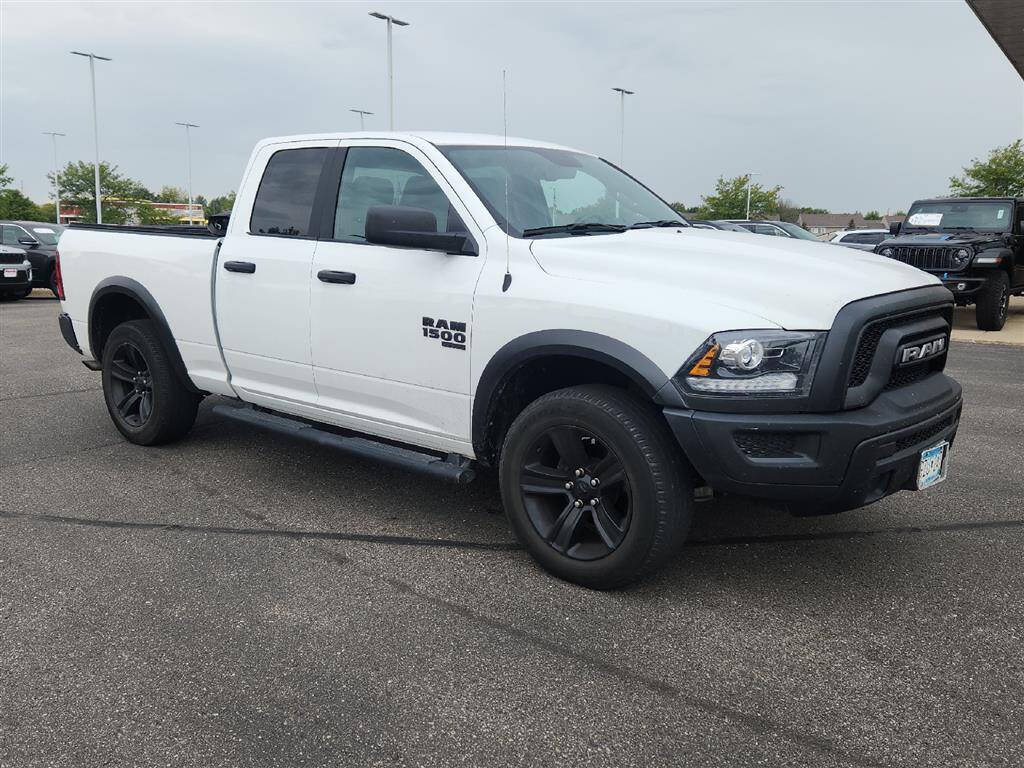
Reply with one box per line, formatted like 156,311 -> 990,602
439,146 -> 685,236
28,226 -> 62,245
904,200 -> 1012,233
772,221 -> 819,241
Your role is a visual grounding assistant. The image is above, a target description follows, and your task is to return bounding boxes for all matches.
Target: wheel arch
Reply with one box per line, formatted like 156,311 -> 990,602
472,330 -> 683,465
88,277 -> 200,394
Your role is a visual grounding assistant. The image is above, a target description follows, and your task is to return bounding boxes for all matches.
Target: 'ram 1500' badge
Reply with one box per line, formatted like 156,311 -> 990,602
897,336 -> 946,366
422,317 -> 467,350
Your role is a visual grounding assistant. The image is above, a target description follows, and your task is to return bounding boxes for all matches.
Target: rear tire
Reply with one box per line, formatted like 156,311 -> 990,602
499,384 -> 692,589
101,319 -> 200,445
975,272 -> 1009,331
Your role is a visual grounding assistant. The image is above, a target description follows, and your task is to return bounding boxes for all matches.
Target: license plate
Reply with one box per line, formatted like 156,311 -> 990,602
917,441 -> 950,490
3,268 -> 16,278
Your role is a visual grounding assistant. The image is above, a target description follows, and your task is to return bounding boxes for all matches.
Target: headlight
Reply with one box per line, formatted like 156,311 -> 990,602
880,247 -> 894,257
679,330 -> 824,397
954,248 -> 971,266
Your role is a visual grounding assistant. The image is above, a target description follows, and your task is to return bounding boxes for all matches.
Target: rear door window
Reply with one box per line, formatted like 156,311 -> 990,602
249,147 -> 329,237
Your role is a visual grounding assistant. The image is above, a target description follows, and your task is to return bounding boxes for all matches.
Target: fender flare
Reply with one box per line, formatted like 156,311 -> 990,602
471,329 -> 684,457
88,276 -> 201,394
973,246 -> 1015,272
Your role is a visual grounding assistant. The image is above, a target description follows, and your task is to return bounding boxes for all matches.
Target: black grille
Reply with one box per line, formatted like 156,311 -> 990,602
0,253 -> 25,264
884,246 -> 965,271
848,308 -> 948,389
735,431 -> 798,459
883,415 -> 956,458
885,365 -> 934,391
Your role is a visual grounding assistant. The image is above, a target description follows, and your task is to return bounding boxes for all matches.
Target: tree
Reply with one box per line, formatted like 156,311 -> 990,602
37,202 -> 57,222
0,189 -> 44,220
153,185 -> 186,203
50,160 -> 152,223
864,210 -> 881,220
949,139 -> 1024,197
0,163 -> 12,188
205,191 -> 236,215
135,203 -> 182,225
697,175 -> 782,220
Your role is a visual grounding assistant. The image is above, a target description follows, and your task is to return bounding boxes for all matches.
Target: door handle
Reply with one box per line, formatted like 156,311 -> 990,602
224,261 -> 256,274
318,270 -> 356,285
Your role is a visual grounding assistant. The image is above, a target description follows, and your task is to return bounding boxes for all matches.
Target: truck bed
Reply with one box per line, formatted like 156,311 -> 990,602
67,222 -> 219,238
58,224 -> 232,396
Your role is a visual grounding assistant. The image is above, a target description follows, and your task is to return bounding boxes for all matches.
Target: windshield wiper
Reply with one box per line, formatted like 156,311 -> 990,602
522,222 -> 628,237
942,226 -> 978,232
629,220 -> 685,229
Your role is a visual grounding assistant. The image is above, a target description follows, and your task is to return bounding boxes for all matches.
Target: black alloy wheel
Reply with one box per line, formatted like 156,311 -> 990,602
519,425 -> 632,560
107,341 -> 154,427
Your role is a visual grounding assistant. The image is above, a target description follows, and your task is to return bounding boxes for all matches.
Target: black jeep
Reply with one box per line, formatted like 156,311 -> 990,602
875,197 -> 1023,330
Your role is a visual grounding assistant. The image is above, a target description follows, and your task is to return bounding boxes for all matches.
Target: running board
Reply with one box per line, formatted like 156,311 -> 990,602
212,404 -> 476,485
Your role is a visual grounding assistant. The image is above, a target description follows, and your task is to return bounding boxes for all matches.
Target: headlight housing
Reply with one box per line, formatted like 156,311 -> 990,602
954,248 -> 972,267
880,247 -> 894,257
678,330 -> 824,397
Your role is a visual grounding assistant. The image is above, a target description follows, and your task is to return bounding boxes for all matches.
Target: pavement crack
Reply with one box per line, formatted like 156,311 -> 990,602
0,509 -> 520,552
371,576 -> 889,767
0,386 -> 101,402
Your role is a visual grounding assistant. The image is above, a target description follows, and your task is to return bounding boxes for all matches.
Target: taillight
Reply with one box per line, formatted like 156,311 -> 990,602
54,250 -> 65,300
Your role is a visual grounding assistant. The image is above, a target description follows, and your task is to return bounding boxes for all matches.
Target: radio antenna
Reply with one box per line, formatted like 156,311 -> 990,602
501,69 -> 512,292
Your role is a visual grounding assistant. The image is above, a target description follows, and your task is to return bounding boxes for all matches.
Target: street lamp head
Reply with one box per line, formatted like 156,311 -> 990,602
175,122 -> 200,128
350,109 -> 374,115
42,131 -> 67,137
612,87 -> 635,95
369,11 -> 409,25
71,51 -> 112,61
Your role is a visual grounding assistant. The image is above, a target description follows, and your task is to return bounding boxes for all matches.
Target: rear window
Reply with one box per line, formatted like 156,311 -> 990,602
249,147 -> 328,237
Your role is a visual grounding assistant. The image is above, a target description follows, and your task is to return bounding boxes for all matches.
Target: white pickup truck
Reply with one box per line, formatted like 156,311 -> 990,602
57,132 -> 962,588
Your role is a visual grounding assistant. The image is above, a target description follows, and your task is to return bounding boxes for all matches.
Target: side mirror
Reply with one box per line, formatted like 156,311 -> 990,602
889,222 -> 901,236
18,236 -> 39,247
207,212 -> 230,237
365,205 -> 476,255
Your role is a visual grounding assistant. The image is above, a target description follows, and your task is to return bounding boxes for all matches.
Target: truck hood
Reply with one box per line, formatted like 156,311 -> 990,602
529,228 -> 938,329
883,231 -> 1006,248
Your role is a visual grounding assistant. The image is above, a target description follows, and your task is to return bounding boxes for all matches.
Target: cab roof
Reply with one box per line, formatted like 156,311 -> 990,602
255,131 -> 588,155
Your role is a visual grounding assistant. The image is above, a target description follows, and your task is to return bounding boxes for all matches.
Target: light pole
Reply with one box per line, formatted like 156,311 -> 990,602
369,11 -> 409,130
71,51 -> 111,224
42,131 -> 66,224
745,172 -> 762,220
175,122 -> 199,223
612,87 -> 634,165
350,109 -> 374,130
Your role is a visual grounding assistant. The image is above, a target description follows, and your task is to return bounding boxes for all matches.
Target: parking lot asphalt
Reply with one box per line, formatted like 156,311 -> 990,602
2,295 -> 1022,768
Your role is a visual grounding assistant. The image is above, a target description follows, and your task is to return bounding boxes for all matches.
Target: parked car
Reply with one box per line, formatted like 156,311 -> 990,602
0,221 -> 64,295
56,131 -> 961,589
727,220 -> 820,240
828,229 -> 893,251
687,220 -> 748,232
709,220 -> 753,233
876,197 -> 1024,331
0,244 -> 33,300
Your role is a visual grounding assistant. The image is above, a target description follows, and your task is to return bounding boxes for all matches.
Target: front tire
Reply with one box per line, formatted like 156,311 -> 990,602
975,272 -> 1009,331
101,320 -> 200,445
499,385 -> 692,589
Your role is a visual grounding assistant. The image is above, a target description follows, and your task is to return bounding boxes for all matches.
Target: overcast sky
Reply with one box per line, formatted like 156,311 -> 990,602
2,1 -> 1022,214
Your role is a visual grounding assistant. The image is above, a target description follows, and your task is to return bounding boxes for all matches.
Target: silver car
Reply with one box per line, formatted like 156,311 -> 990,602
828,229 -> 893,251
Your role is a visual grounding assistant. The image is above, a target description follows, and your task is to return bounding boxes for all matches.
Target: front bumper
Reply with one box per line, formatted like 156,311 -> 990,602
0,261 -> 33,291
938,276 -> 985,297
665,372 -> 962,512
